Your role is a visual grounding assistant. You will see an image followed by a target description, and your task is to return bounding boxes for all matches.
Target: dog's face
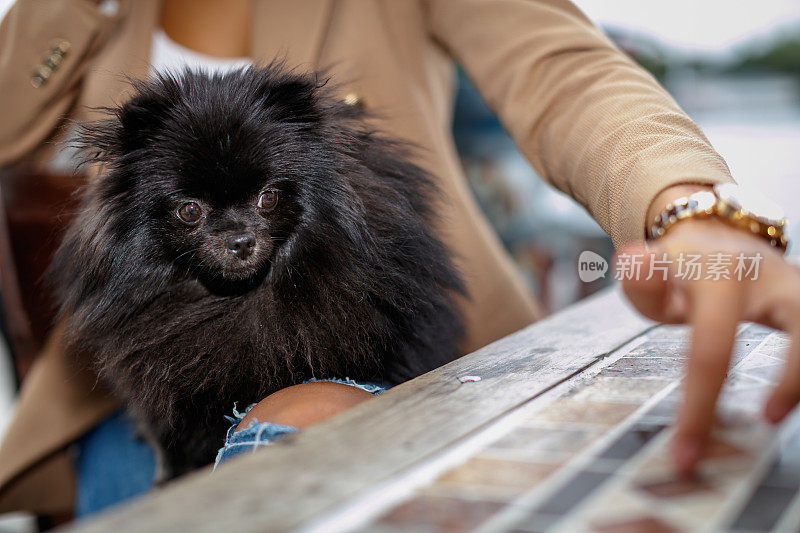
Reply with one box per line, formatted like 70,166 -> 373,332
159,160 -> 301,284
84,69 -> 342,288
148,125 -> 306,285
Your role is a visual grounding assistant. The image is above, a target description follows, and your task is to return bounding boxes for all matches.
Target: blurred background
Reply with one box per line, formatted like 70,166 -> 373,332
0,0 -> 799,495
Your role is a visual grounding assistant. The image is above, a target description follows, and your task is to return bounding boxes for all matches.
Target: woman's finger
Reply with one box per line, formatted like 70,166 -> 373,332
673,279 -> 744,475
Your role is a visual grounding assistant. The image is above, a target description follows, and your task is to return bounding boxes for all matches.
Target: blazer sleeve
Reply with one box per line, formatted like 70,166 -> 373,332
0,0 -> 122,168
425,0 -> 734,246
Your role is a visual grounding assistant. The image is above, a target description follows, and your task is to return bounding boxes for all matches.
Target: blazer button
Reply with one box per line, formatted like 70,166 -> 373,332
51,39 -> 71,54
31,66 -> 52,88
43,52 -> 63,69
343,92 -> 364,109
31,39 -> 70,88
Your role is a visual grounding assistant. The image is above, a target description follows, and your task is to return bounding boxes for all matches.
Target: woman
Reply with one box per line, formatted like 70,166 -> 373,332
1,0 -> 799,519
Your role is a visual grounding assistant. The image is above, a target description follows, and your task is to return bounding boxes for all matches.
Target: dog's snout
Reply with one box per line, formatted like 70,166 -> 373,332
225,232 -> 256,260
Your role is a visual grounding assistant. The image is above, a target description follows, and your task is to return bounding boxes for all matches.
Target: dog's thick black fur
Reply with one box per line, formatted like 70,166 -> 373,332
49,65 -> 464,474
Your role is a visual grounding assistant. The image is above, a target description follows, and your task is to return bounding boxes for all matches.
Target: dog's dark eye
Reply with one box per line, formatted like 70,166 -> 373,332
257,190 -> 279,212
176,201 -> 203,224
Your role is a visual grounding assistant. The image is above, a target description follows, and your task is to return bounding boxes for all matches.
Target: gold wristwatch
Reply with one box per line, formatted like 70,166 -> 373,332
647,183 -> 789,253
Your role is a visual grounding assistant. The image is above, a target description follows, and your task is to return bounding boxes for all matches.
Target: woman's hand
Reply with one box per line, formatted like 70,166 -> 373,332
620,185 -> 800,476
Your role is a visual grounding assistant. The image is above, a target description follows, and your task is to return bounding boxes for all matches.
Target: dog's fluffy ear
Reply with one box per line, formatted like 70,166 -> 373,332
116,92 -> 170,150
76,82 -> 170,165
255,70 -> 322,127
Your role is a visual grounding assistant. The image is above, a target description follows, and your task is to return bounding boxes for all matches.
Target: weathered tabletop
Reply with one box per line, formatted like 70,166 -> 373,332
68,286 -> 800,532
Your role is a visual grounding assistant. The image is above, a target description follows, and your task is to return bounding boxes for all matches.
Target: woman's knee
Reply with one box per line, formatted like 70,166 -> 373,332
235,381 -> 374,432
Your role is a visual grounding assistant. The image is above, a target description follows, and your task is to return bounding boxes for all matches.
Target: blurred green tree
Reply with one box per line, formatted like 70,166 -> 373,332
729,36 -> 800,76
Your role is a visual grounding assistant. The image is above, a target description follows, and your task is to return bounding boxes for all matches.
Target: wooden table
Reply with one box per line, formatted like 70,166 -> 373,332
68,286 -> 800,532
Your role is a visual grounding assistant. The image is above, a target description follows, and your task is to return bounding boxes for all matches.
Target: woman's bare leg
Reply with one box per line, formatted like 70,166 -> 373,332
235,382 -> 374,432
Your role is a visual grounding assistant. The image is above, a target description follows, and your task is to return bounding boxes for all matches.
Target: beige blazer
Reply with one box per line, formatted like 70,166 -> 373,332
0,0 -> 733,513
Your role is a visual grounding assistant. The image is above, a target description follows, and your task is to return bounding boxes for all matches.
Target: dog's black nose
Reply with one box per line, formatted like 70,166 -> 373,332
225,232 -> 256,260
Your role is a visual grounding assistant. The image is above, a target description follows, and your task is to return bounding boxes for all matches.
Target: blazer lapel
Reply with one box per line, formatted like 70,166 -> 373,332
250,0 -> 334,70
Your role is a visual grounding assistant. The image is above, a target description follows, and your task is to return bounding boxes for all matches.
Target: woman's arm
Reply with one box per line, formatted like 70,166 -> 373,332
425,0 -> 733,247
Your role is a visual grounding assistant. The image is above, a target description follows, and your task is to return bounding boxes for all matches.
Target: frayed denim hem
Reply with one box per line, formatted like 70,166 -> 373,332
303,376 -> 388,396
214,377 -> 388,468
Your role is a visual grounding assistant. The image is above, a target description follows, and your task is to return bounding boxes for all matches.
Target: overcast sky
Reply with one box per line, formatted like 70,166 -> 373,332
1,0 -> 799,56
574,0 -> 800,57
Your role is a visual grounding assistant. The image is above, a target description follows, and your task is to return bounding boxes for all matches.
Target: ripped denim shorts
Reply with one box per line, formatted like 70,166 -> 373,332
213,377 -> 388,467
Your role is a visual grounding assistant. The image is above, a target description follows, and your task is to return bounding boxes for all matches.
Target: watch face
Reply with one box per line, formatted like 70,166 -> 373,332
714,183 -> 786,225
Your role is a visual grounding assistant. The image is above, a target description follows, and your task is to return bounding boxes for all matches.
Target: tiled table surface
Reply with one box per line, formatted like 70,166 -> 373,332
68,288 -> 800,533
366,324 -> 800,532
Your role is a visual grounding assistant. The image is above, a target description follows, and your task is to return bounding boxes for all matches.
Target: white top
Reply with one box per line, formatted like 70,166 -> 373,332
149,27 -> 252,77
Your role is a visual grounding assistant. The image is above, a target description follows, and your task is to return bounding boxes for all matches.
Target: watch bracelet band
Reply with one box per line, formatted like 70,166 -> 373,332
647,192 -> 789,253
715,198 -> 789,252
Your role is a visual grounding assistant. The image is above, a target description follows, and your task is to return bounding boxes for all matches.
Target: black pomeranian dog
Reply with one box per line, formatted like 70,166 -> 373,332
49,65 -> 464,474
